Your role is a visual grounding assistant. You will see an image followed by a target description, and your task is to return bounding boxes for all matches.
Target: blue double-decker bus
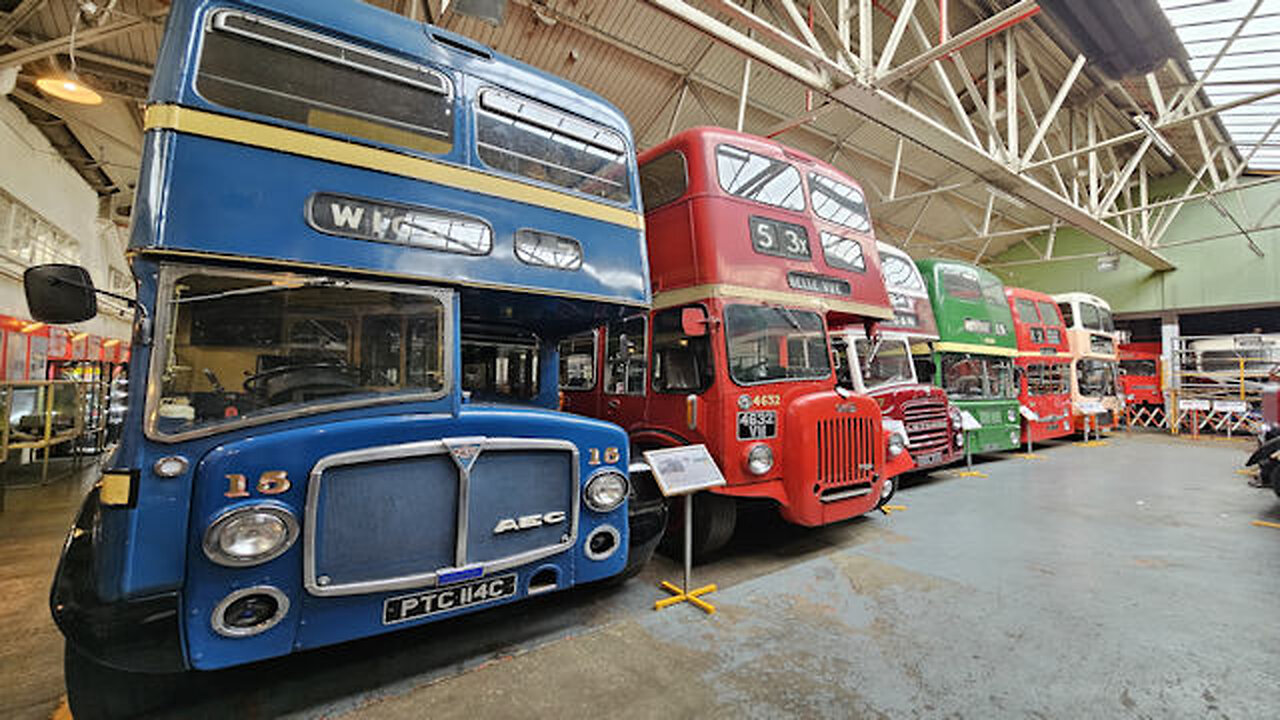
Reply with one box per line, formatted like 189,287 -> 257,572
23,1 -> 660,715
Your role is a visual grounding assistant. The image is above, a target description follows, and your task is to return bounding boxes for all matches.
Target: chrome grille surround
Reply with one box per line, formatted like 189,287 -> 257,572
304,437 -> 579,597
901,397 -> 952,453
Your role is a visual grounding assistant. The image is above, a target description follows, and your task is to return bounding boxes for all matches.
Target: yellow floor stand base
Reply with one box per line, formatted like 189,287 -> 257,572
1251,520 -> 1280,530
953,470 -> 987,477
1075,440 -> 1108,448
879,504 -> 906,515
655,580 -> 717,614
1015,453 -> 1044,460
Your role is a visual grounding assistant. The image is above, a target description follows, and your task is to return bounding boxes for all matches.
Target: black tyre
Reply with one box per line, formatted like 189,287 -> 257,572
659,492 -> 737,560
64,640 -> 186,720
1267,463 -> 1280,499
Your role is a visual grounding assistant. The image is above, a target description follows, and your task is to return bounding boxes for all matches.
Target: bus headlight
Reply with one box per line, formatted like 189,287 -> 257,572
204,505 -> 299,567
1009,429 -> 1020,445
584,470 -> 628,512
1006,407 -> 1017,424
888,432 -> 906,457
746,444 -> 774,475
882,419 -> 907,456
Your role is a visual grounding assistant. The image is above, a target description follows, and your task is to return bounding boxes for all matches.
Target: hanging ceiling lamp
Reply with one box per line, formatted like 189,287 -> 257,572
34,16 -> 102,105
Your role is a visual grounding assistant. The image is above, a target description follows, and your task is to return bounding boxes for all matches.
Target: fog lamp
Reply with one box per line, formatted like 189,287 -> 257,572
212,586 -> 289,638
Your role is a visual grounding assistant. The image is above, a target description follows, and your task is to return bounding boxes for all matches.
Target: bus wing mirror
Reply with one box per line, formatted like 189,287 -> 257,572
681,307 -> 708,337
24,264 -> 98,324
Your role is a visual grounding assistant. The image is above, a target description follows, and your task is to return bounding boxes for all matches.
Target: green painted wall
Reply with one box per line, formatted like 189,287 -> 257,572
988,181 -> 1280,314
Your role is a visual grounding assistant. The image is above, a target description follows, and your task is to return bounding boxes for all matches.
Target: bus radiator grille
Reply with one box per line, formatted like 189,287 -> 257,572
816,416 -> 876,490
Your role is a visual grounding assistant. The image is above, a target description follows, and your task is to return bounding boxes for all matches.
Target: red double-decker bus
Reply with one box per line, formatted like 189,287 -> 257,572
561,127 -> 896,556
1004,287 -> 1074,444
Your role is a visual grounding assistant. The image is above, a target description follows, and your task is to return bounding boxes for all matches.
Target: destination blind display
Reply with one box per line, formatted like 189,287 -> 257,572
307,192 -> 493,256
749,215 -> 810,260
787,271 -> 851,297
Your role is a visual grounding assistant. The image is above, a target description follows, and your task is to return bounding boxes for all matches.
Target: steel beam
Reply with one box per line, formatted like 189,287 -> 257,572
645,0 -> 1174,269
0,0 -> 47,45
876,0 -> 1038,86
0,8 -> 168,69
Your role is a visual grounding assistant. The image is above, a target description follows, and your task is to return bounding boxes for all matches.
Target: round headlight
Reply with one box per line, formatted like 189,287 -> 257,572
949,406 -> 963,427
584,470 -> 628,512
746,444 -> 774,475
955,431 -> 965,447
1009,429 -> 1020,445
153,455 -> 189,478
888,432 -> 906,456
204,505 -> 298,567
1006,407 -> 1017,424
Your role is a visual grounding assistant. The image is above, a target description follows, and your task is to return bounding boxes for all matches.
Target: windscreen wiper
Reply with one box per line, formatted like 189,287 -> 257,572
176,277 -> 347,304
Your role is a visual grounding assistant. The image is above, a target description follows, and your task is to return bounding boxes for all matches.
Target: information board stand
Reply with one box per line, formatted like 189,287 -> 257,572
955,410 -> 987,478
1017,405 -> 1042,459
643,445 -> 726,615
1077,400 -> 1108,447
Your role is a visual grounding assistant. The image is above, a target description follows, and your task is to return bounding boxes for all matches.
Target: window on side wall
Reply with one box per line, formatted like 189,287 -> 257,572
639,151 -> 688,210
558,332 -> 597,390
604,316 -> 647,395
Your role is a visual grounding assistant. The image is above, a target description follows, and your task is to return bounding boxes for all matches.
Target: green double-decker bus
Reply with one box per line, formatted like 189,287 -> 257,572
914,259 -> 1021,454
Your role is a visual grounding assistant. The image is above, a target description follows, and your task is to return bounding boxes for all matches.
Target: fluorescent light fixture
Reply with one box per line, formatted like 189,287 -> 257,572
1132,114 -> 1175,156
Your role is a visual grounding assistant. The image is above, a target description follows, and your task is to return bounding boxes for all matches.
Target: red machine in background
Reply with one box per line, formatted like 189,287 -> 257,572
1119,345 -> 1163,409
1004,287 -> 1074,444
561,127 -> 898,555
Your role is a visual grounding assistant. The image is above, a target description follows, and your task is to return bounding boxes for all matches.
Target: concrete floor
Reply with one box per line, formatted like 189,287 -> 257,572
2,433 -> 1278,719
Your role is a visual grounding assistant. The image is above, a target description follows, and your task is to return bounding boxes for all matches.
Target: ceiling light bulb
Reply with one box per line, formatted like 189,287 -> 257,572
35,72 -> 103,105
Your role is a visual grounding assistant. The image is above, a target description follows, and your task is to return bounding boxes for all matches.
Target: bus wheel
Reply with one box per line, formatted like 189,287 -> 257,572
1268,463 -> 1280,499
64,641 -> 186,720
876,475 -> 898,509
659,493 -> 736,560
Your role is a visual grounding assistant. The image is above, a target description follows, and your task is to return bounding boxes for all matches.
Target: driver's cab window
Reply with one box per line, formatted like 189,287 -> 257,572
604,316 -> 647,395
652,306 -> 713,394
558,332 -> 597,390
155,270 -> 446,437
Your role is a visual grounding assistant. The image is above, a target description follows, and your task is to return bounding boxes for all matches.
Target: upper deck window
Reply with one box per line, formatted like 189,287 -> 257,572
476,88 -> 631,204
716,145 -> 805,211
1036,301 -> 1061,326
1058,302 -> 1074,328
941,266 -> 982,301
881,254 -> 924,292
1014,298 -> 1039,324
808,173 -> 871,233
198,11 -> 454,156
1079,302 -> 1117,332
979,275 -> 1006,308
819,231 -> 866,273
639,151 -> 688,210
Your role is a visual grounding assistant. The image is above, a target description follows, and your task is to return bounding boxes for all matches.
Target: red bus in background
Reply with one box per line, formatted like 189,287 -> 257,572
1119,348 -> 1162,408
834,241 -> 963,479
1004,287 -> 1074,444
561,127 -> 897,556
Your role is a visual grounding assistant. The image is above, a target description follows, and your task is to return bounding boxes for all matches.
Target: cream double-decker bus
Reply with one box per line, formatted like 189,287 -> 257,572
1053,292 -> 1124,433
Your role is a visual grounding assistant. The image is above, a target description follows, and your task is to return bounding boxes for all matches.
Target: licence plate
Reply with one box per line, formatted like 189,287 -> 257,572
383,573 -> 517,625
916,451 -> 943,466
737,410 -> 777,440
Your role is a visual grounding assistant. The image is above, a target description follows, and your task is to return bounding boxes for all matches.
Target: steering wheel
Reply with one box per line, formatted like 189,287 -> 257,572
243,362 -> 359,402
